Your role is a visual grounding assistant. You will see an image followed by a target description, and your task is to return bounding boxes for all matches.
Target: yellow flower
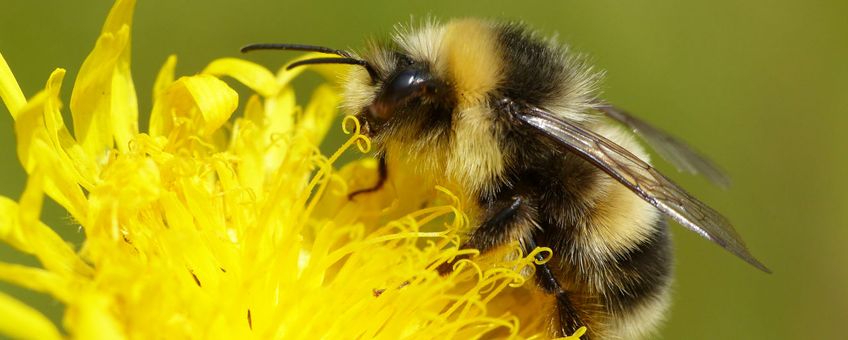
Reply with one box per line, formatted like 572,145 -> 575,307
0,0 -> 585,339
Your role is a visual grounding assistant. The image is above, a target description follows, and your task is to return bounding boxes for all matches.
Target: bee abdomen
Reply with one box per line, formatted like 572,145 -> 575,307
604,218 -> 673,314
598,218 -> 674,339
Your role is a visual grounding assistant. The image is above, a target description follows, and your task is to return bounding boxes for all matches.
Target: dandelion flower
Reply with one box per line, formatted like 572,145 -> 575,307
0,0 -> 584,338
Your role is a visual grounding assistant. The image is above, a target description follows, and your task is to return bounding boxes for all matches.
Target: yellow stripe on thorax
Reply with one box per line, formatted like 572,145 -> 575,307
441,19 -> 503,104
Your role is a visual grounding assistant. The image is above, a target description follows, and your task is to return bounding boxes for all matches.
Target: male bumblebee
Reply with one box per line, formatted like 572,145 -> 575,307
243,18 -> 768,339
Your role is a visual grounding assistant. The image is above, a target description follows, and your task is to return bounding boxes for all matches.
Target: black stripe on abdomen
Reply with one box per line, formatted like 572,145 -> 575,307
603,218 -> 673,314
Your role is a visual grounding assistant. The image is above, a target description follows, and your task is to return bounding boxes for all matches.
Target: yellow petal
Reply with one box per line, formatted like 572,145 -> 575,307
101,0 -> 136,35
43,69 -> 97,190
12,75 -> 89,223
0,291 -> 62,340
10,90 -> 47,174
0,197 -> 31,253
298,84 -> 340,146
0,168 -> 91,278
64,291 -> 125,340
35,140 -> 90,224
203,58 -> 278,97
160,191 -> 196,233
186,75 -> 239,136
0,52 -> 26,116
153,55 -> 177,101
254,87 -> 297,176
261,86 -> 296,141
110,54 -> 140,152
149,75 -> 238,138
0,262 -> 69,302
227,95 -> 265,197
70,0 -> 138,155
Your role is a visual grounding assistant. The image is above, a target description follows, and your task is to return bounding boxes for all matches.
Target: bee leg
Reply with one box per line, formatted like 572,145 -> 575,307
347,154 -> 388,200
525,238 -> 587,338
437,194 -> 527,276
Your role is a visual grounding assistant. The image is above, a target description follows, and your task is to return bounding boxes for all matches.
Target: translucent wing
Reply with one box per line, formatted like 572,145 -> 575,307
517,106 -> 769,272
595,102 -> 731,188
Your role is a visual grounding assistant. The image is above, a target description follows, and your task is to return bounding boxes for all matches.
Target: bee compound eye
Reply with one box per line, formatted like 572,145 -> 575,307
368,68 -> 431,123
386,69 -> 422,100
386,69 -> 432,103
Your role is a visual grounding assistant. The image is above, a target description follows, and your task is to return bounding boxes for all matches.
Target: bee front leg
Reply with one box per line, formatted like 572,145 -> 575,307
348,154 -> 388,200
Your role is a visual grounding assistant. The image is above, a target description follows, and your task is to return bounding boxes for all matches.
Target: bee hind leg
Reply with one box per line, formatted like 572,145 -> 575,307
526,238 -> 588,339
348,154 -> 388,200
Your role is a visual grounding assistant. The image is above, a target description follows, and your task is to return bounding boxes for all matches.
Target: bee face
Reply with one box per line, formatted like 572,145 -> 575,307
358,55 -> 452,138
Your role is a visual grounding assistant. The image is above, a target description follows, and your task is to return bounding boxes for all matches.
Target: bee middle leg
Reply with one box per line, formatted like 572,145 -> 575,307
348,154 -> 388,200
437,192 -> 529,275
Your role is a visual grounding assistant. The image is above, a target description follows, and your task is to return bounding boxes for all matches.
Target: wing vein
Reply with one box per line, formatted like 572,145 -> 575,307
517,106 -> 769,272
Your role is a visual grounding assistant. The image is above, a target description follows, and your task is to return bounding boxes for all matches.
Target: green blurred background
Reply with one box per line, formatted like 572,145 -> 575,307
1,1 -> 845,338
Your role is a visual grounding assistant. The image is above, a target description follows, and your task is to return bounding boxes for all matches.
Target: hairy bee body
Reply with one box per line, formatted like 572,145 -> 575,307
344,19 -> 671,338
245,17 -> 767,339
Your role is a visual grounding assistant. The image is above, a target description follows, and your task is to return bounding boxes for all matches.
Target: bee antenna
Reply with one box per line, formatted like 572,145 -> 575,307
286,57 -> 378,81
240,43 -> 378,81
240,43 -> 355,58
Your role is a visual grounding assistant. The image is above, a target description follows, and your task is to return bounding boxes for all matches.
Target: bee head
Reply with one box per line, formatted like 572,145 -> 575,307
239,19 -> 511,194
339,20 -> 509,194
357,53 -> 454,138
238,38 -> 459,158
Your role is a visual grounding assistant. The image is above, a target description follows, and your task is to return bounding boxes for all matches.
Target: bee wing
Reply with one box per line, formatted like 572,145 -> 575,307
517,106 -> 769,272
594,103 -> 731,189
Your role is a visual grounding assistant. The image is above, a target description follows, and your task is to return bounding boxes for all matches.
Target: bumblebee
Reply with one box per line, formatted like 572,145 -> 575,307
243,18 -> 768,339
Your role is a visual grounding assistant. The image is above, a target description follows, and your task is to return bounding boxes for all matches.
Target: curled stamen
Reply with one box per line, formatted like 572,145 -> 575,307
342,115 -> 371,153
528,246 -> 554,265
